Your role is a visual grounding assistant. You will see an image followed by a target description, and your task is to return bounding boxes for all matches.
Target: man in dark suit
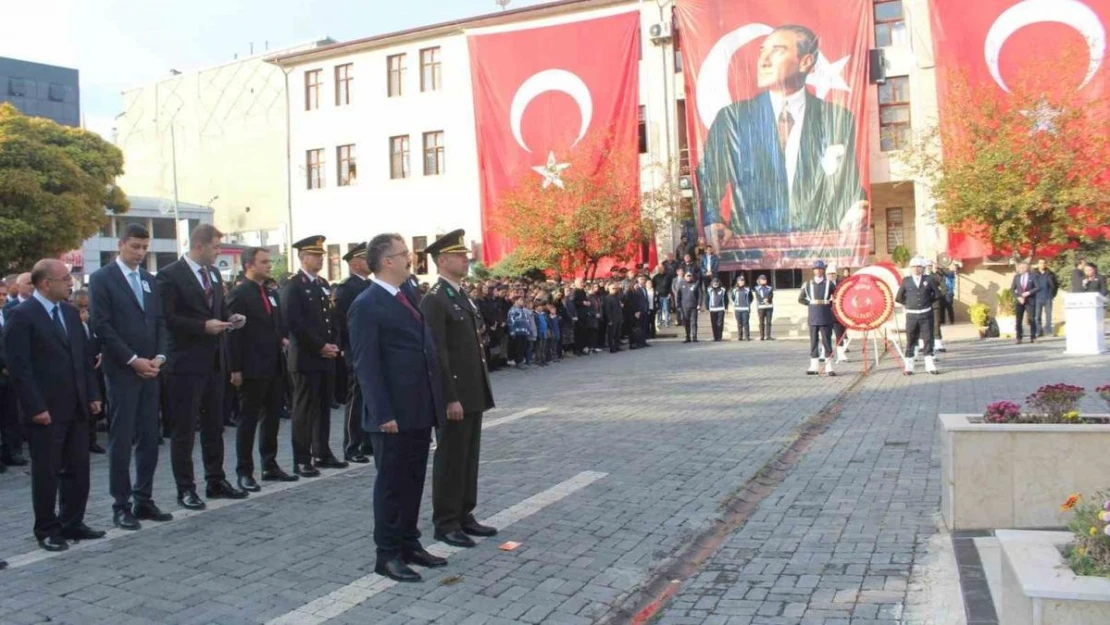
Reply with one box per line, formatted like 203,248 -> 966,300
88,223 -> 175,530
698,25 -> 866,240
334,243 -> 373,464
157,224 -> 247,510
228,247 -> 298,491
280,235 -> 346,478
677,272 -> 701,343
0,280 -> 27,471
1010,261 -> 1040,344
420,230 -> 497,549
700,247 -> 719,300
3,272 -> 32,314
3,259 -> 105,551
349,233 -> 447,583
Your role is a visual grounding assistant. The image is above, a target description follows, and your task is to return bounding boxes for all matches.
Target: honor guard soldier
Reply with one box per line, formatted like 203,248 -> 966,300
754,274 -> 774,340
729,275 -> 753,341
334,243 -> 373,464
281,236 -> 347,477
798,260 -> 837,376
896,257 -> 940,375
706,278 -> 728,341
419,230 -> 498,548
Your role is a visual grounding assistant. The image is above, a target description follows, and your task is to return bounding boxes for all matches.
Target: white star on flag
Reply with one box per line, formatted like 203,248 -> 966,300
806,53 -> 851,100
532,151 -> 570,189
1020,101 -> 1061,134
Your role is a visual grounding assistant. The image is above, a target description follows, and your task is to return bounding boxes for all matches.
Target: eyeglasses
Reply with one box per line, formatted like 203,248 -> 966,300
384,251 -> 409,260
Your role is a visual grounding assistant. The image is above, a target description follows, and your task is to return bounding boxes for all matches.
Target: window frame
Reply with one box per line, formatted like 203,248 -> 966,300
874,0 -> 907,47
885,207 -> 906,253
387,53 -> 406,98
304,69 -> 322,111
335,63 -> 353,106
422,131 -> 445,176
638,105 -> 649,154
420,47 -> 442,92
390,135 -> 411,180
878,75 -> 912,152
306,148 -> 324,190
336,144 -> 356,186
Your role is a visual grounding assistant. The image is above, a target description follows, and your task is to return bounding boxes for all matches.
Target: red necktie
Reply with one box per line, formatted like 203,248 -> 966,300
259,283 -> 271,315
199,267 -> 213,309
395,292 -> 421,323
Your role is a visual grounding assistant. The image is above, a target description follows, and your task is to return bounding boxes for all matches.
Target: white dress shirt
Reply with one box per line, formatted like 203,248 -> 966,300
33,290 -> 65,333
769,88 -> 807,195
116,257 -> 165,365
183,254 -> 214,291
371,276 -> 400,297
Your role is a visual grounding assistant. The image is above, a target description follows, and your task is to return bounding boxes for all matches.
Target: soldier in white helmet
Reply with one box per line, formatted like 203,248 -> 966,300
895,257 -> 940,375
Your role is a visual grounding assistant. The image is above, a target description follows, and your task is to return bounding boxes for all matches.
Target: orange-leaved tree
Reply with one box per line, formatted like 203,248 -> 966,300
906,46 -> 1110,260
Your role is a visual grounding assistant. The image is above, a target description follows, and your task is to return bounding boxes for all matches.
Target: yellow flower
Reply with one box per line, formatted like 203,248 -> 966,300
1079,546 -> 1088,556
1064,411 -> 1080,421
1090,526 -> 1098,536
1062,493 -> 1082,511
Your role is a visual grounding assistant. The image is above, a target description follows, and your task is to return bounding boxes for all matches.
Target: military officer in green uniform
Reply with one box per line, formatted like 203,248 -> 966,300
281,235 -> 347,478
419,230 -> 497,548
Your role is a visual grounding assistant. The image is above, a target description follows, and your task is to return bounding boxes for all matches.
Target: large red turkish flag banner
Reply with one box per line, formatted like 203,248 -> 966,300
675,0 -> 872,271
469,11 -> 641,267
930,0 -> 1110,258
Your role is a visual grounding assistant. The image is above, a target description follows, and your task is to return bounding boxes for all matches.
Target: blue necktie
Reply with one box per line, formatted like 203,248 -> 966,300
129,271 -> 145,310
52,305 -> 68,341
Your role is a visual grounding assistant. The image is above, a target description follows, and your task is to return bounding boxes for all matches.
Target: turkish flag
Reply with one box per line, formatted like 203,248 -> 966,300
930,0 -> 1110,258
675,0 -> 872,271
469,11 -> 641,268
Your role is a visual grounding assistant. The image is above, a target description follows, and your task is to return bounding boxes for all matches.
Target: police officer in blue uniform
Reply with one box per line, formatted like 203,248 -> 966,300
754,274 -> 774,340
798,260 -> 837,376
730,275 -> 753,341
895,257 -> 940,375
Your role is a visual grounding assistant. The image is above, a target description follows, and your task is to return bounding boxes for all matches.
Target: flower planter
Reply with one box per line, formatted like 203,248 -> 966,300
998,530 -> 1110,625
939,414 -> 1110,530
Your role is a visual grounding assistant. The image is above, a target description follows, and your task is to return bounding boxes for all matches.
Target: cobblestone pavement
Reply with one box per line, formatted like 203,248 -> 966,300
0,328 -> 1105,625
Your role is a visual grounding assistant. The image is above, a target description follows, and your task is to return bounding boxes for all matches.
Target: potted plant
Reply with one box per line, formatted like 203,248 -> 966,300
891,245 -> 911,267
939,383 -> 1110,530
969,302 -> 990,338
995,493 -> 1110,623
996,287 -> 1016,337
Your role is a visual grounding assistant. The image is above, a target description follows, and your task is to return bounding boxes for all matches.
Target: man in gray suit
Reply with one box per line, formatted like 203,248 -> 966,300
89,223 -> 174,530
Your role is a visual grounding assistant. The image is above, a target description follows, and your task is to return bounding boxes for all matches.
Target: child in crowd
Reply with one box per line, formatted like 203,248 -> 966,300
547,302 -> 561,362
508,296 -> 533,369
534,301 -> 549,366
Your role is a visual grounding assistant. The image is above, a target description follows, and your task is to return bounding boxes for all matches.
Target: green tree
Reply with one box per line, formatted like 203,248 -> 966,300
0,103 -> 129,270
905,49 -> 1110,261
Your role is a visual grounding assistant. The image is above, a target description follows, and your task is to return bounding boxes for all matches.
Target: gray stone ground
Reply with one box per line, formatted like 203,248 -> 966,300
0,324 -> 1105,625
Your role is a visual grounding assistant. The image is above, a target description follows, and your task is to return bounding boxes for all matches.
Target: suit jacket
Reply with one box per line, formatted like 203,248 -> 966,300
677,280 -> 701,309
895,275 -> 940,314
349,281 -> 442,431
701,254 -> 720,278
280,270 -> 336,374
227,280 -> 286,379
698,91 -> 865,235
3,299 -> 99,424
1010,272 -> 1039,306
333,273 -> 370,352
420,278 -> 494,414
156,257 -> 229,375
1032,269 -> 1058,299
89,262 -> 168,380
1081,275 -> 1108,296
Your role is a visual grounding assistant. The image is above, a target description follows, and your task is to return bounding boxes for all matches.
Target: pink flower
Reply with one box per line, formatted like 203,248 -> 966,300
1104,500 -> 1110,512
1104,524 -> 1110,538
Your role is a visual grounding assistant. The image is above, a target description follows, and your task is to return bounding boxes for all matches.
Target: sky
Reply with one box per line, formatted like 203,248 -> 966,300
0,0 -> 550,138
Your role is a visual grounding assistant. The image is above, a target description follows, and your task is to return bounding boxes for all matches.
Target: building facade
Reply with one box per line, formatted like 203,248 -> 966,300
115,40 -> 333,242
0,56 -> 80,127
268,0 -> 952,288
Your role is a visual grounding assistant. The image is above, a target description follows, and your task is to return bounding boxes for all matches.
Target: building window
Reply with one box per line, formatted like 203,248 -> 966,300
676,99 -> 690,176
879,76 -> 911,151
420,47 -> 441,92
638,106 -> 649,154
48,83 -> 65,102
886,207 -> 905,252
337,144 -> 356,186
413,236 -> 428,275
387,53 -> 406,97
772,269 -> 804,290
423,131 -> 444,176
98,218 -> 114,238
335,63 -> 353,106
7,78 -> 27,97
674,27 -> 683,73
304,69 -> 322,111
390,135 -> 410,179
327,244 -> 341,281
154,252 -> 178,271
306,148 -> 324,189
151,218 -> 176,239
875,1 -> 907,47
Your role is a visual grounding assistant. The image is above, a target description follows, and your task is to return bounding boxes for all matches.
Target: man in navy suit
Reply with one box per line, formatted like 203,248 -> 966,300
3,259 -> 105,551
3,272 -> 32,314
1010,261 -> 1040,344
349,233 -> 447,583
698,25 -> 866,240
89,223 -> 174,530
157,224 -> 248,510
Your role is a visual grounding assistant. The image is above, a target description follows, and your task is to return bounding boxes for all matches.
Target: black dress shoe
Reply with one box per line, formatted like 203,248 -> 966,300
89,442 -> 107,454
0,560 -> 7,570
374,558 -> 422,582
178,490 -> 206,510
206,479 -> 248,500
461,522 -> 498,537
294,463 -> 320,478
38,536 -> 68,552
133,502 -> 173,522
261,466 -> 300,482
314,456 -> 349,469
434,529 -> 477,548
2,454 -> 28,467
344,453 -> 370,464
113,508 -> 142,530
0,463 -> 6,474
237,475 -> 262,492
403,548 -> 448,568
61,523 -> 106,541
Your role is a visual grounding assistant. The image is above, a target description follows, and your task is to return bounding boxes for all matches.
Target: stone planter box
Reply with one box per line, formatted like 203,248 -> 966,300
939,414 -> 1110,530
998,530 -> 1110,625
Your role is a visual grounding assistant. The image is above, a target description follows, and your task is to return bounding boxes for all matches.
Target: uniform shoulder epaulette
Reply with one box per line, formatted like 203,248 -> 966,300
429,282 -> 442,294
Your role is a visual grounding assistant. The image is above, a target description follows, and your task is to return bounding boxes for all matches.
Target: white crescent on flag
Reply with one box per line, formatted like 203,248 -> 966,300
509,69 -> 593,153
984,0 -> 1106,92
